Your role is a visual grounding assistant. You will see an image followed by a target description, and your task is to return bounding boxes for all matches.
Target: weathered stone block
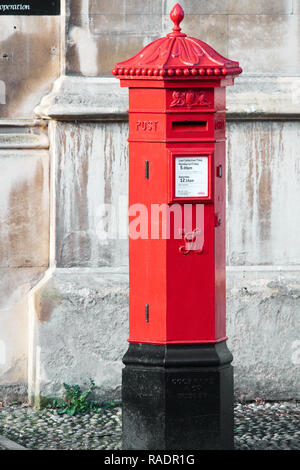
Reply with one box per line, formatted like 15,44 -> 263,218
34,268 -> 129,401
0,267 -> 46,401
90,14 -> 125,34
293,0 -> 300,14
162,14 -> 228,57
90,14 -> 162,35
66,0 -> 89,15
227,268 -> 300,400
54,121 -> 128,267
164,0 -> 293,15
0,16 -> 60,118
66,31 -> 160,76
228,15 -> 300,74
0,150 -> 49,267
125,0 -> 163,15
227,121 -> 300,265
87,0 -> 162,15
89,0 -> 126,15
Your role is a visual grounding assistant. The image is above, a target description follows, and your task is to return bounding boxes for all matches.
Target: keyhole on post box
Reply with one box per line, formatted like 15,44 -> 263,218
145,161 -> 149,179
217,165 -> 222,178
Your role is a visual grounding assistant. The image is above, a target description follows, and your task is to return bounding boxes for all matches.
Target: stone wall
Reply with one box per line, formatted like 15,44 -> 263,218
0,10 -> 59,401
0,1 -> 300,403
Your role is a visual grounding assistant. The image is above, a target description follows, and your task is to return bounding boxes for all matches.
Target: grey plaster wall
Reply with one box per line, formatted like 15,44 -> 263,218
35,268 -> 129,401
65,0 -> 300,76
51,119 -> 300,269
0,9 -> 58,398
0,145 -> 50,401
32,266 -> 300,402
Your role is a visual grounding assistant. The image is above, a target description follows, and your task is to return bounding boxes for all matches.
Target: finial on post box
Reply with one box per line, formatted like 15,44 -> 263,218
168,3 -> 186,37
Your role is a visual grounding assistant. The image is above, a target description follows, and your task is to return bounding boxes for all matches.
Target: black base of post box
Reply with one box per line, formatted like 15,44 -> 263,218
122,341 -> 234,450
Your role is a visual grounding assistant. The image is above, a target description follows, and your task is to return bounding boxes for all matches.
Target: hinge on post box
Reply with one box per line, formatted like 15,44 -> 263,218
145,161 -> 149,179
217,165 -> 222,178
145,304 -> 149,323
214,214 -> 221,227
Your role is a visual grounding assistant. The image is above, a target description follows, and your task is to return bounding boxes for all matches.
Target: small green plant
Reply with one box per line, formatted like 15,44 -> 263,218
101,400 -> 116,409
46,379 -> 116,415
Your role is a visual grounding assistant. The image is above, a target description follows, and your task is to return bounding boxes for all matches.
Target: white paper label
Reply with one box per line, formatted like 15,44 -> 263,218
175,156 -> 208,198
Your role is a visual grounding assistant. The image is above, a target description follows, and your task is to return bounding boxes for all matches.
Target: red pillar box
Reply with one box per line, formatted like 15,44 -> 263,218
113,4 -> 242,450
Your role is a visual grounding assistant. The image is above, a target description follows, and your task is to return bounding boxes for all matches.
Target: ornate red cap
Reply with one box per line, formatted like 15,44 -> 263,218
112,4 -> 242,79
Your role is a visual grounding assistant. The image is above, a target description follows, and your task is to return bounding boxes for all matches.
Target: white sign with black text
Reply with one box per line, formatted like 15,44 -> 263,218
175,156 -> 208,198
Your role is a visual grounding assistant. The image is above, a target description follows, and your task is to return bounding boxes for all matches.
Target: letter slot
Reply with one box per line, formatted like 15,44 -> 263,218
172,120 -> 208,132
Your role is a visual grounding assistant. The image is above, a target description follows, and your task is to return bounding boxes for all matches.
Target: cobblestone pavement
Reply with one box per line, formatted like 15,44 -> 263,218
235,402 -> 300,450
0,402 -> 299,450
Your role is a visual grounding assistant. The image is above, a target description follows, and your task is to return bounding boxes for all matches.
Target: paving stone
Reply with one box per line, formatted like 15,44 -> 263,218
0,402 -> 299,450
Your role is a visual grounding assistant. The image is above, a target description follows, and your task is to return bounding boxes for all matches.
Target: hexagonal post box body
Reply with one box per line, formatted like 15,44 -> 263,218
126,83 -> 227,345
113,4 -> 242,450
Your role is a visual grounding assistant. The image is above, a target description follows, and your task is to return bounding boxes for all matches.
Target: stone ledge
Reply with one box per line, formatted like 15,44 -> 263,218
35,76 -> 129,121
34,75 -> 300,121
227,75 -> 300,120
0,120 -> 49,149
0,134 -> 49,150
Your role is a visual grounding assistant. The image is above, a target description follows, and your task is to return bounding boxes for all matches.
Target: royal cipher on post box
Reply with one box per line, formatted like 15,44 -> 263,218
113,4 -> 242,450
